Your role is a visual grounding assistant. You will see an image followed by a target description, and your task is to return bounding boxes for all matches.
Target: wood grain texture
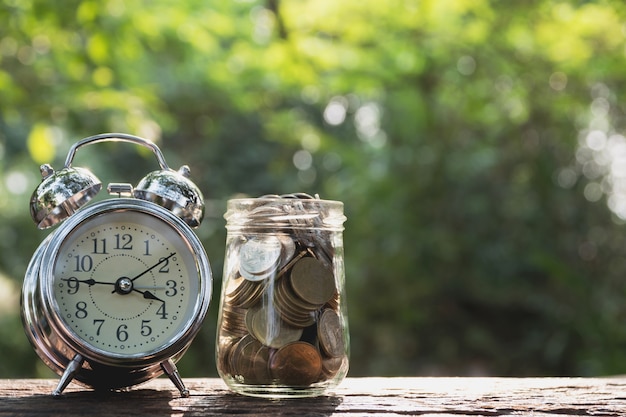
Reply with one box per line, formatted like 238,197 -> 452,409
1,377 -> 625,416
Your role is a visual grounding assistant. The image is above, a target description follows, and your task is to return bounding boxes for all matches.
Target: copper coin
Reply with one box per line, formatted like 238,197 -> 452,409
220,304 -> 248,338
217,336 -> 237,376
318,309 -> 345,357
252,344 -> 272,384
228,335 -> 250,377
228,277 -> 266,308
237,337 -> 266,383
290,257 -> 335,305
269,341 -> 322,386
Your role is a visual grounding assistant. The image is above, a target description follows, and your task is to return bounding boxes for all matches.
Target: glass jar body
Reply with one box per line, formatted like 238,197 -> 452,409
216,197 -> 349,398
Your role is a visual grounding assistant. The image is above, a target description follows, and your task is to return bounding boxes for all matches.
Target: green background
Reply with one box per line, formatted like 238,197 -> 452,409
2,0 -> 626,379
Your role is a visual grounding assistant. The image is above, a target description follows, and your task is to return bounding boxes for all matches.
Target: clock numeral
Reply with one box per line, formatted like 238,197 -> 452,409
156,303 -> 168,319
144,240 -> 151,256
141,320 -> 152,337
75,301 -> 88,319
91,320 -> 152,340
159,257 -> 170,273
92,238 -> 108,254
114,233 -> 133,250
65,277 -> 80,294
165,280 -> 177,296
116,324 -> 129,342
93,319 -> 105,336
74,255 -> 93,272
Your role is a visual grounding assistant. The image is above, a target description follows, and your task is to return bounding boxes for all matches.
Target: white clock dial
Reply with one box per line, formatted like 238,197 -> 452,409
49,209 -> 201,357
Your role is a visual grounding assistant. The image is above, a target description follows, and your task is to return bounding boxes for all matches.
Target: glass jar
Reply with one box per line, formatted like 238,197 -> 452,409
215,194 -> 349,398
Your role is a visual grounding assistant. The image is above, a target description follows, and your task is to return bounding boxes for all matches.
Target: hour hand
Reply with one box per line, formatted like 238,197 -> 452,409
134,289 -> 166,303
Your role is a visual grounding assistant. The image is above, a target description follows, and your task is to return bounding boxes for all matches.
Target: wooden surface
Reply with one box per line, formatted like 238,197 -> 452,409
1,377 -> 625,416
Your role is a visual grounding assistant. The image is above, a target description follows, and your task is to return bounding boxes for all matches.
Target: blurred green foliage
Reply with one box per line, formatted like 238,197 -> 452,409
3,0 -> 626,379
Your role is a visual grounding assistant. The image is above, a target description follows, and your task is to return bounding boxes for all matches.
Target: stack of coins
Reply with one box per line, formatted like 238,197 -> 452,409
217,195 -> 347,388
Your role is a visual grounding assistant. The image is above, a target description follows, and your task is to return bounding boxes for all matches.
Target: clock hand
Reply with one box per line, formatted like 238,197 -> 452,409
111,252 -> 176,293
61,277 -> 115,286
131,252 -> 176,282
133,289 -> 166,303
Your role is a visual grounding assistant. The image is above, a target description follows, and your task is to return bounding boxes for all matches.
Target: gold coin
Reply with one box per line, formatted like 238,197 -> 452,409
269,341 -> 322,386
290,257 -> 335,305
318,309 -> 345,358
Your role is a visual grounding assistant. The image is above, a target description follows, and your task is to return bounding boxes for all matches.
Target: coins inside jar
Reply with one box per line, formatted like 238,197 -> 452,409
218,197 -> 347,388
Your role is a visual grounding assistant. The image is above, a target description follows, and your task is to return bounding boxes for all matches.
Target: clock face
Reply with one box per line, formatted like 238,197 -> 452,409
45,206 -> 205,359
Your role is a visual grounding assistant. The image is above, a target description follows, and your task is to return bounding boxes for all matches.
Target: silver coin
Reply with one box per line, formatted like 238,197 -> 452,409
318,309 -> 344,357
248,303 -> 303,348
277,234 -> 296,269
240,236 -> 282,281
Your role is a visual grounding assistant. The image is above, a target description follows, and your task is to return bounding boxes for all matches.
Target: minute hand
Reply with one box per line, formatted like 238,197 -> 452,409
131,252 -> 176,283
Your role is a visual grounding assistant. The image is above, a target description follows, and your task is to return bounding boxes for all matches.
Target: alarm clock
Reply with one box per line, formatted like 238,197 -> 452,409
21,133 -> 212,397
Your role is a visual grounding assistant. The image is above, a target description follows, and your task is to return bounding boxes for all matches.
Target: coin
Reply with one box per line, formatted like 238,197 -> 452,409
220,303 -> 248,338
229,334 -> 255,380
247,303 -> 303,348
273,275 -> 317,327
217,336 -> 237,375
318,309 -> 344,358
277,234 -> 296,269
251,344 -> 272,384
290,257 -> 335,305
227,276 -> 266,308
269,341 -> 322,386
225,274 -> 245,298
276,249 -> 307,278
237,337 -> 266,384
240,236 -> 282,281
321,355 -> 345,379
325,291 -> 340,311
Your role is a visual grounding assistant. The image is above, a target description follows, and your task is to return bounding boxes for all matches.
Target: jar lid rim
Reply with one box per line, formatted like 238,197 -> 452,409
227,197 -> 343,206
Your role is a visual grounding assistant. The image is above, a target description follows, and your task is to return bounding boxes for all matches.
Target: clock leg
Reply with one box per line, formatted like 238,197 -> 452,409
52,354 -> 84,397
160,359 -> 190,397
